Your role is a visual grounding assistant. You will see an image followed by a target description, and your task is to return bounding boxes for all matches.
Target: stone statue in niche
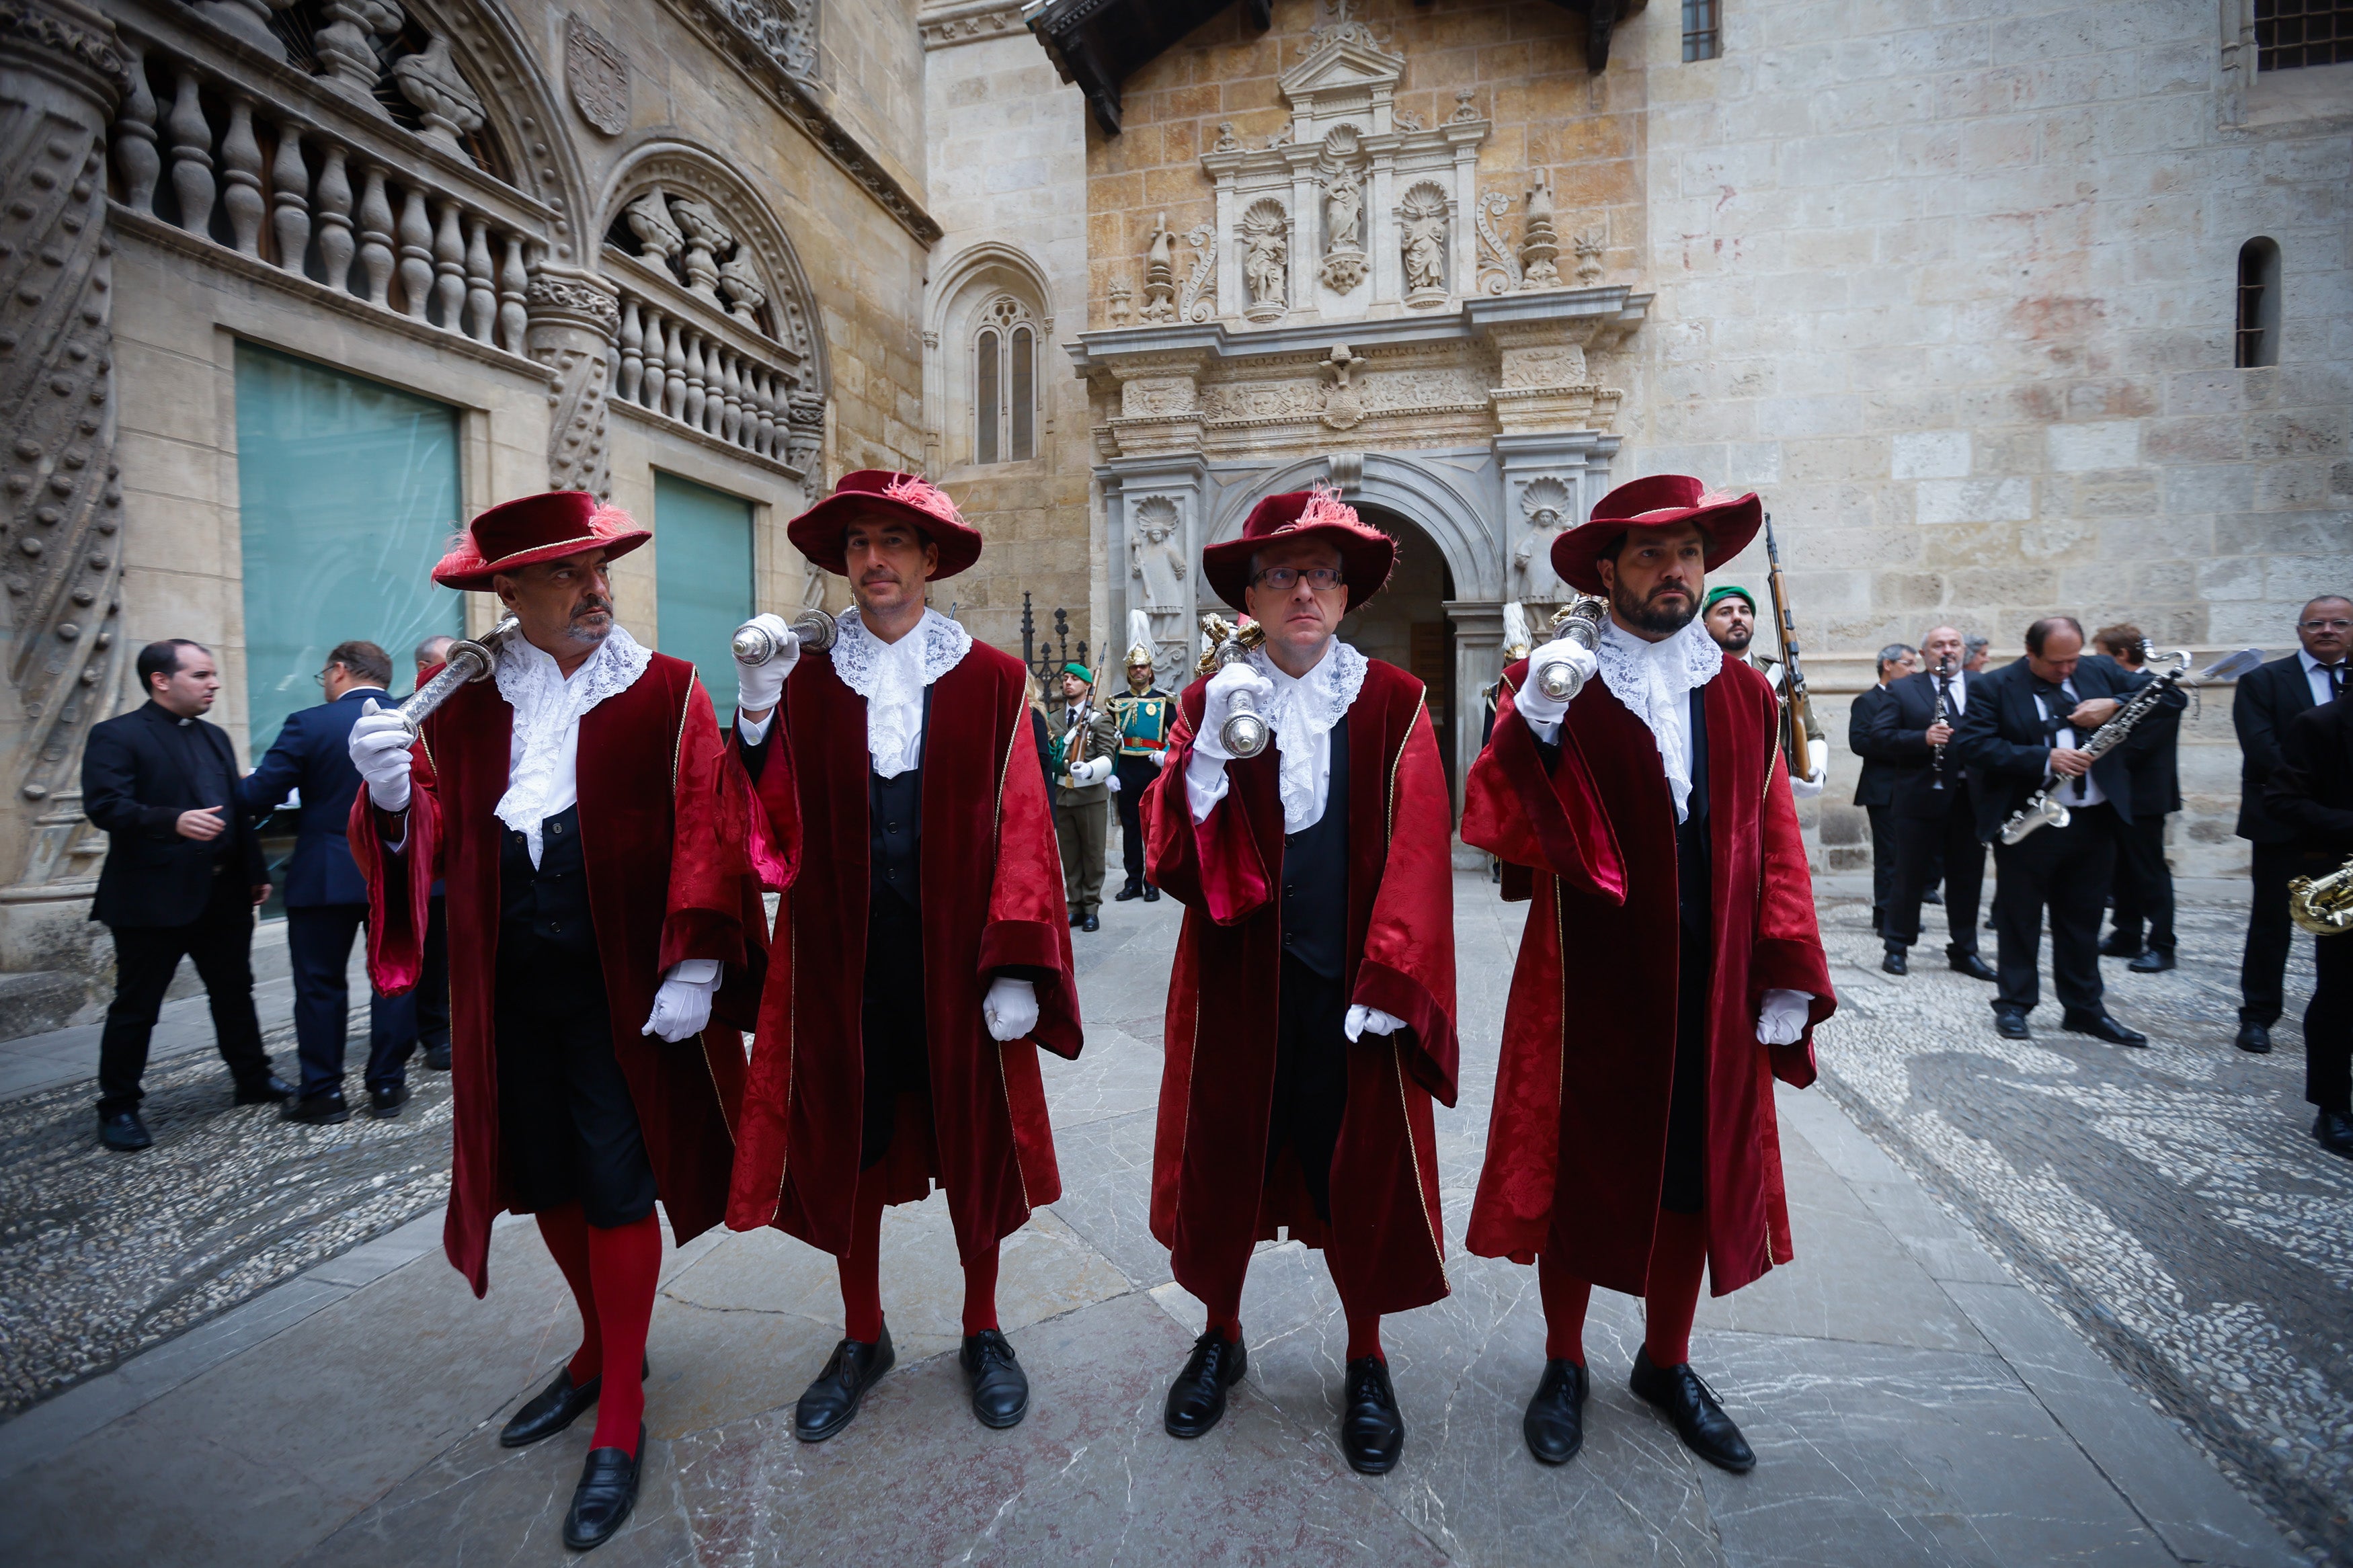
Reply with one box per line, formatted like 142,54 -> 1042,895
1130,500 -> 1189,612
1240,200 -> 1289,323
1511,476 -> 1574,602
1326,166 -> 1362,251
1399,185 -> 1448,305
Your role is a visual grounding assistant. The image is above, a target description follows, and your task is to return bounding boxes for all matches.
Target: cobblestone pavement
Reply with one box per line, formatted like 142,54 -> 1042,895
0,1040 -> 452,1413
1810,891 -> 2351,1560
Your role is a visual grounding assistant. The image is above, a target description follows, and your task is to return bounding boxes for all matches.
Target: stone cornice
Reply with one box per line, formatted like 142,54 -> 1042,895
918,0 -> 1025,50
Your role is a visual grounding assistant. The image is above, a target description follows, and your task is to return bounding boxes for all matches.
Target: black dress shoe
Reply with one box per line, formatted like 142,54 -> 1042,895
97,1110 -> 153,1152
1630,1347 -> 1754,1474
1923,887 -> 1943,906
502,1364 -> 601,1448
233,1073 -> 294,1105
1164,1329 -> 1248,1438
2098,932 -> 2143,958
423,1043 -> 453,1072
2126,948 -> 2176,974
1521,1358 -> 1588,1465
961,1329 -> 1029,1429
795,1321 -> 894,1442
368,1082 -> 411,1119
282,1089 -> 351,1124
1068,909 -> 1083,927
1881,948 -> 1907,976
1082,913 -> 1100,932
2236,1021 -> 2272,1055
1142,885 -> 1160,903
1994,1007 -> 2032,1040
2314,1110 -> 2353,1159
2063,1010 -> 2148,1047
561,1424 -> 642,1551
1949,952 -> 1997,982
1340,1356 -> 1404,1475
1114,884 -> 1144,902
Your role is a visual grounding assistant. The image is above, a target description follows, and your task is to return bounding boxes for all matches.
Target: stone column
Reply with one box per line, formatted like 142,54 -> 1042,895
523,263 -> 620,498
1443,598 -> 1504,835
0,0 -> 131,1022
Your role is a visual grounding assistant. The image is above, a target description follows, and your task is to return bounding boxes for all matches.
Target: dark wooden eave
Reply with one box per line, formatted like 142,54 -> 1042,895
1029,0 -> 1272,138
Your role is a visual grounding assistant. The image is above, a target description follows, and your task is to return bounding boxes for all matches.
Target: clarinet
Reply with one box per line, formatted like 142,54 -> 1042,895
1928,655 -> 1953,792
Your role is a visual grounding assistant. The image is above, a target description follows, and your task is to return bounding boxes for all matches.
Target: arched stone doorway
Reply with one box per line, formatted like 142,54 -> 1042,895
1339,508 -> 1456,800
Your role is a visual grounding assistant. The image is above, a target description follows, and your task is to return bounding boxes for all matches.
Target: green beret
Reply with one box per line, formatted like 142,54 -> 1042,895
1061,661 -> 1092,681
1704,585 -> 1755,613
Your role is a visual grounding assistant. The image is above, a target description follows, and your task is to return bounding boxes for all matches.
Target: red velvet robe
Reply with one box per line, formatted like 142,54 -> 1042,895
1460,656 -> 1835,1298
1142,657 -> 1458,1315
722,637 -> 1080,1262
351,653 -> 764,1297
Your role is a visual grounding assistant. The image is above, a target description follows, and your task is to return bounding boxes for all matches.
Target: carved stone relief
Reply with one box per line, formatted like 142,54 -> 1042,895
566,13 -> 630,136
1511,474 -> 1573,602
1320,344 -> 1365,431
524,266 -> 620,497
1519,171 -> 1560,289
1398,182 -> 1448,306
1240,198 -> 1287,323
1142,212 -> 1175,322
389,34 -> 486,150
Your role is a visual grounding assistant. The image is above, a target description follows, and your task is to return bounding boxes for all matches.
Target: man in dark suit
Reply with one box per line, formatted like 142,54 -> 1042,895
1847,643 -> 1913,937
2233,595 -> 2352,1054
1952,616 -> 2179,1044
1869,626 -> 1996,982
406,634 -> 455,1071
2086,626 -> 2182,973
238,640 -> 409,1124
81,641 -> 290,1151
2264,691 -> 2353,1159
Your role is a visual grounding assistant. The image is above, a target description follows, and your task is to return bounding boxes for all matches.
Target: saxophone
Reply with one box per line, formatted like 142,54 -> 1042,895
2290,854 -> 2353,937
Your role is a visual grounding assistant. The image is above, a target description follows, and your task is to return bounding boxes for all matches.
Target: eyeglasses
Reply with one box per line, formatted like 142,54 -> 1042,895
1251,567 -> 1345,591
2300,618 -> 2352,632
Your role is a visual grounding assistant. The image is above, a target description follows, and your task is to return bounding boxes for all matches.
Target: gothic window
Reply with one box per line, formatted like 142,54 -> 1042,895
973,296 -> 1037,464
2237,238 -> 2282,368
1681,0 -> 1722,60
2255,0 -> 2352,69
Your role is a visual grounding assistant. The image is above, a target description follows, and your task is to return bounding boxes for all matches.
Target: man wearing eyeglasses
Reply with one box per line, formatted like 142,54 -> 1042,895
2232,595 -> 2353,1055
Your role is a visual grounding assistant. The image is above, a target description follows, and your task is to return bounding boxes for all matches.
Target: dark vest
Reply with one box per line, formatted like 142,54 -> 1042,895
1675,686 -> 1712,944
499,804 -> 596,960
1279,716 -> 1350,980
869,688 -> 930,911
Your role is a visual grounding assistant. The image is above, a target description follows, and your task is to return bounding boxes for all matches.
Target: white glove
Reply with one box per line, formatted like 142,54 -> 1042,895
1786,737 -> 1829,799
1757,988 -> 1812,1046
1344,1004 -> 1405,1042
347,698 -> 415,812
1514,637 -> 1596,731
1196,663 -> 1275,764
1068,755 -> 1113,788
982,975 -> 1039,1042
735,613 -> 799,714
643,958 -> 721,1042
1107,772 -> 1121,793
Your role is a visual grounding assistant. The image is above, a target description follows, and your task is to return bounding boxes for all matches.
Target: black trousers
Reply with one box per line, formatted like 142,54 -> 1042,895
2105,813 -> 2176,954
96,868 -> 274,1116
407,894 -> 451,1052
1269,954 -> 1349,1224
2308,929 -> 2352,1116
2240,840 -> 2301,1026
1866,804 -> 1897,932
1661,923 -> 1711,1215
1114,756 -> 1158,891
494,930 -> 656,1228
861,890 -> 930,1169
1888,793 -> 1986,956
284,903 -> 411,1100
1990,804 -> 2114,1016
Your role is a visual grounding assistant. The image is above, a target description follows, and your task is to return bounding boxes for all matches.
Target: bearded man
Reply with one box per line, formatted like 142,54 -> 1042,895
1462,474 -> 1835,1475
345,492 -> 762,1551
724,472 -> 1080,1442
1140,488 -> 1457,1476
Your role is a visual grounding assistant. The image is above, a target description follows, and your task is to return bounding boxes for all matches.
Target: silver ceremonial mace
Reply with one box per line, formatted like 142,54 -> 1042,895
391,615 -> 521,737
732,608 -> 840,665
1531,595 -> 1607,702
1196,613 -> 1269,758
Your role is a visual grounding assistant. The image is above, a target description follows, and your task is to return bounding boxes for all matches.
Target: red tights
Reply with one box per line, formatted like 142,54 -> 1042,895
1199,1279 -> 1384,1362
835,1167 -> 1000,1341
1536,1208 -> 1709,1368
533,1204 -> 662,1456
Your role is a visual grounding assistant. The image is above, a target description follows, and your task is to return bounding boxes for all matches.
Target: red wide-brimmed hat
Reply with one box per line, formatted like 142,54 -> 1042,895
1550,474 -> 1763,596
1201,487 -> 1396,614
431,491 -> 650,592
785,470 -> 984,581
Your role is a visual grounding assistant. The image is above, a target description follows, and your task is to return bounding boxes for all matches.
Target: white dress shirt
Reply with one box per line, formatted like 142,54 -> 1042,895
1186,638 -> 1367,833
492,625 -> 651,866
735,607 -> 973,776
2032,677 -> 2106,808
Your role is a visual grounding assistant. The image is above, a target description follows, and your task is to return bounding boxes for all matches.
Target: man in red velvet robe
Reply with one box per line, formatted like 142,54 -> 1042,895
724,471 -> 1080,1441
346,491 -> 762,1551
1461,474 -> 1835,1477
1140,488 -> 1457,1477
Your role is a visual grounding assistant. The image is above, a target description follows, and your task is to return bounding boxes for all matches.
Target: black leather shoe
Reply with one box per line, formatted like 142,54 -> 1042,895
2236,1021 -> 2272,1055
1340,1356 -> 1403,1475
97,1110 -> 153,1152
2063,1010 -> 2147,1048
424,1043 -> 453,1071
2314,1110 -> 2353,1159
1521,1358 -> 1588,1465
1068,909 -> 1083,926
1994,1007 -> 2032,1040
2127,948 -> 2176,974
1949,951 -> 1997,982
282,1089 -> 351,1124
795,1321 -> 894,1442
234,1073 -> 294,1105
501,1364 -> 601,1448
368,1082 -> 411,1119
1881,948 -> 1907,976
561,1425 -> 642,1551
1082,913 -> 1100,932
1115,884 -> 1144,902
2098,932 -> 2142,958
1923,887 -> 1943,906
1142,886 -> 1160,903
1630,1347 -> 1754,1474
1164,1329 -> 1248,1438
961,1329 -> 1029,1429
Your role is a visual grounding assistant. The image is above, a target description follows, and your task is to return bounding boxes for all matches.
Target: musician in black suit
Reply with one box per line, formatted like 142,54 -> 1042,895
2085,626 -> 2182,973
2264,690 -> 2353,1159
1847,644 -> 1913,936
237,640 -> 410,1125
81,641 -> 290,1151
2232,596 -> 2352,1054
1869,626 -> 1996,981
1952,616 -> 2180,1044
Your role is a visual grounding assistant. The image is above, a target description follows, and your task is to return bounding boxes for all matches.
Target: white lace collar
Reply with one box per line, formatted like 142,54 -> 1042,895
1595,615 -> 1721,823
1244,637 -> 1367,831
493,622 -> 652,860
829,606 -> 973,779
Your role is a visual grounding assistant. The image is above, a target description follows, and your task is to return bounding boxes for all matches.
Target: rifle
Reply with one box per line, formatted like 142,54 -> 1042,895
1761,513 -> 1823,785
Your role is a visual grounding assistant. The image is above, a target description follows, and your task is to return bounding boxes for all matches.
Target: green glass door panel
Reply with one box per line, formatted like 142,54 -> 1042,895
654,470 -> 755,714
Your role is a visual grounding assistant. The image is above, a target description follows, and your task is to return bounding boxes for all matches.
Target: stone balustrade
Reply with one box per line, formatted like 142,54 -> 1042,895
608,265 -> 823,472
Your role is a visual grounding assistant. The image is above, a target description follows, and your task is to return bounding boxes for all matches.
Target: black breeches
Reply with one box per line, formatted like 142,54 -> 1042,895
1269,954 -> 1350,1225
494,932 -> 656,1229
861,891 -> 930,1169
